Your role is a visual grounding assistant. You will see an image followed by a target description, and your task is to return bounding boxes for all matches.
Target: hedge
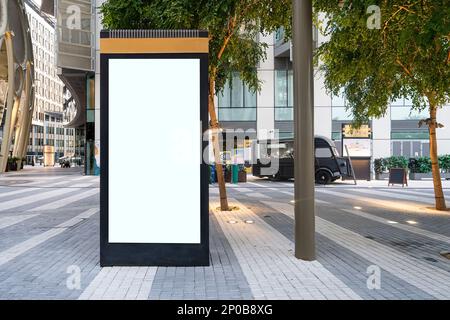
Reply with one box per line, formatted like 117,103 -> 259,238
374,155 -> 450,174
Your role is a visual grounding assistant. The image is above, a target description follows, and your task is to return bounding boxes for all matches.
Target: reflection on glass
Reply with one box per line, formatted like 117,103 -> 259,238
274,69 -> 293,121
275,70 -> 288,107
218,73 -> 257,121
332,107 -> 353,120
244,86 -> 257,108
218,88 -> 230,108
266,141 -> 294,159
275,108 -> 293,121
390,107 -> 428,120
231,73 -> 243,108
331,89 -> 346,106
288,70 -> 293,107
391,97 -> 404,106
218,108 -> 256,121
391,132 -> 429,139
404,96 -> 414,106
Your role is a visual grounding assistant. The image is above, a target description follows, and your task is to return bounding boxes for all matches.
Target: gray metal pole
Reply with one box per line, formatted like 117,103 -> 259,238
292,0 -> 315,261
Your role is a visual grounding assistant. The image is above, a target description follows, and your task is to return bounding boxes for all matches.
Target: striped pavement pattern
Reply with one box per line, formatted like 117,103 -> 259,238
0,170 -> 449,300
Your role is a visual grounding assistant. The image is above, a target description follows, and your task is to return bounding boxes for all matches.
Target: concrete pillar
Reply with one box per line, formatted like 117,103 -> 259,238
0,32 -> 16,172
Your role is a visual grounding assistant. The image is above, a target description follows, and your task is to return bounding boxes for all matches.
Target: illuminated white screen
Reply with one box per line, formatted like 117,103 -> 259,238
343,139 -> 372,157
108,59 -> 201,244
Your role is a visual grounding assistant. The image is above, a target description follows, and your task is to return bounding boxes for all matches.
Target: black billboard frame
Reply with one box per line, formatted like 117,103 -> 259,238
100,52 -> 210,267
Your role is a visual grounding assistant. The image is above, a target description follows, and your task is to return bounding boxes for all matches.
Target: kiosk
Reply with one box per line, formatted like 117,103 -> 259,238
43,146 -> 55,167
342,124 -> 372,181
100,30 -> 209,266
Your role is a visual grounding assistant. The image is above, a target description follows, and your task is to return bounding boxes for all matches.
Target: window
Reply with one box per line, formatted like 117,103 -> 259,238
332,107 -> 353,120
391,132 -> 428,140
331,91 -> 346,107
331,132 -> 341,141
218,73 -> 256,121
392,140 -> 430,158
274,70 -> 293,121
315,148 -> 332,158
391,97 -> 404,106
390,107 -> 428,120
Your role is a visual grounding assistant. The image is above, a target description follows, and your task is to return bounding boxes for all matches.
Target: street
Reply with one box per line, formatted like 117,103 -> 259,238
0,167 -> 449,299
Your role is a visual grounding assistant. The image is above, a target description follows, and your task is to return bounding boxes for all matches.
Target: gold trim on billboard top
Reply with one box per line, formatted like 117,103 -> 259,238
100,38 -> 209,54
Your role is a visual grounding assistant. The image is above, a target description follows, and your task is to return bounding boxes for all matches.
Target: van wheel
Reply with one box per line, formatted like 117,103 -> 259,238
315,170 -> 332,185
270,173 -> 282,181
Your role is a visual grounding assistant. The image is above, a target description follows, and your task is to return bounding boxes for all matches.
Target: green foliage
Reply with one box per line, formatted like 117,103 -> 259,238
374,158 -> 387,174
386,156 -> 408,170
375,156 -> 410,172
409,157 -> 432,173
439,155 -> 450,172
314,0 -> 450,125
7,157 -> 20,164
100,0 -> 292,94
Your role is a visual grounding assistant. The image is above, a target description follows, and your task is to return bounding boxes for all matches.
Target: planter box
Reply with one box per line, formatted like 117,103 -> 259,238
225,171 -> 247,183
375,173 -> 389,180
7,162 -> 18,171
238,171 -> 247,183
442,172 -> 450,180
225,171 -> 231,183
409,172 -> 432,180
410,172 -> 450,180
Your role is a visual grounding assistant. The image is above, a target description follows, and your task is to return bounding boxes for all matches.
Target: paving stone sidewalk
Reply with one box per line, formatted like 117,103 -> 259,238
0,167 -> 449,300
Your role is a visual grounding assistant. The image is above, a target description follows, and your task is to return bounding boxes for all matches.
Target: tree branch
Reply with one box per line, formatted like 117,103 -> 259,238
217,15 -> 237,61
395,58 -> 413,77
382,3 -> 418,45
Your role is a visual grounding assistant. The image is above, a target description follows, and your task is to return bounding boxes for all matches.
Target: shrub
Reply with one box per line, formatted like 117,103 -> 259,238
409,157 -> 432,173
7,157 -> 20,164
386,156 -> 408,169
439,155 -> 450,172
374,158 -> 387,174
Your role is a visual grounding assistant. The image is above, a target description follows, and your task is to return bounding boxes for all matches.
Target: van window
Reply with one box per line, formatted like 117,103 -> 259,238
315,148 -> 332,158
267,142 -> 294,159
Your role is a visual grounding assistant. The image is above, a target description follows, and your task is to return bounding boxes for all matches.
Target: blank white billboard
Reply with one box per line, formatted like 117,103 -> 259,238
108,58 -> 201,244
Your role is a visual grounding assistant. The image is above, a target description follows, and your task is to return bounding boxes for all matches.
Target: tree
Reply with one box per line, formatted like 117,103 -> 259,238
101,0 -> 291,211
314,0 -> 449,210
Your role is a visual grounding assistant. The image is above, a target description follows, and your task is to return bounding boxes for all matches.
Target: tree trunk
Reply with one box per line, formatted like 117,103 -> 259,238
208,79 -> 230,211
428,103 -> 447,210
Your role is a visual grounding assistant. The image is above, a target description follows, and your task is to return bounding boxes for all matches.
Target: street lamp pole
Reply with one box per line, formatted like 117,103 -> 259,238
292,0 -> 316,260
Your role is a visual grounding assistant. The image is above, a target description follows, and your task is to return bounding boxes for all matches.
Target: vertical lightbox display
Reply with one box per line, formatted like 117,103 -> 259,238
100,30 -> 209,266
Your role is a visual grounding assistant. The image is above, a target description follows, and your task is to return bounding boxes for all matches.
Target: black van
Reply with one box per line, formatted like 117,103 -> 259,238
252,136 -> 353,184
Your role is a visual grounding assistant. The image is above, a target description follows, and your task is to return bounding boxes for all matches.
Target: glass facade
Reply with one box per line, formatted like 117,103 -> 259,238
218,73 -> 257,121
391,132 -> 429,139
274,70 -> 293,121
390,106 -> 428,120
392,140 -> 430,158
390,97 -> 429,157
331,107 -> 353,121
331,93 -> 352,146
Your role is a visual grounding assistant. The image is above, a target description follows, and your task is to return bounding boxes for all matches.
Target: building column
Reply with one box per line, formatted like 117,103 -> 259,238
437,106 -> 450,155
314,73 -> 332,138
257,33 -> 275,140
372,109 -> 391,160
0,32 -> 16,172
